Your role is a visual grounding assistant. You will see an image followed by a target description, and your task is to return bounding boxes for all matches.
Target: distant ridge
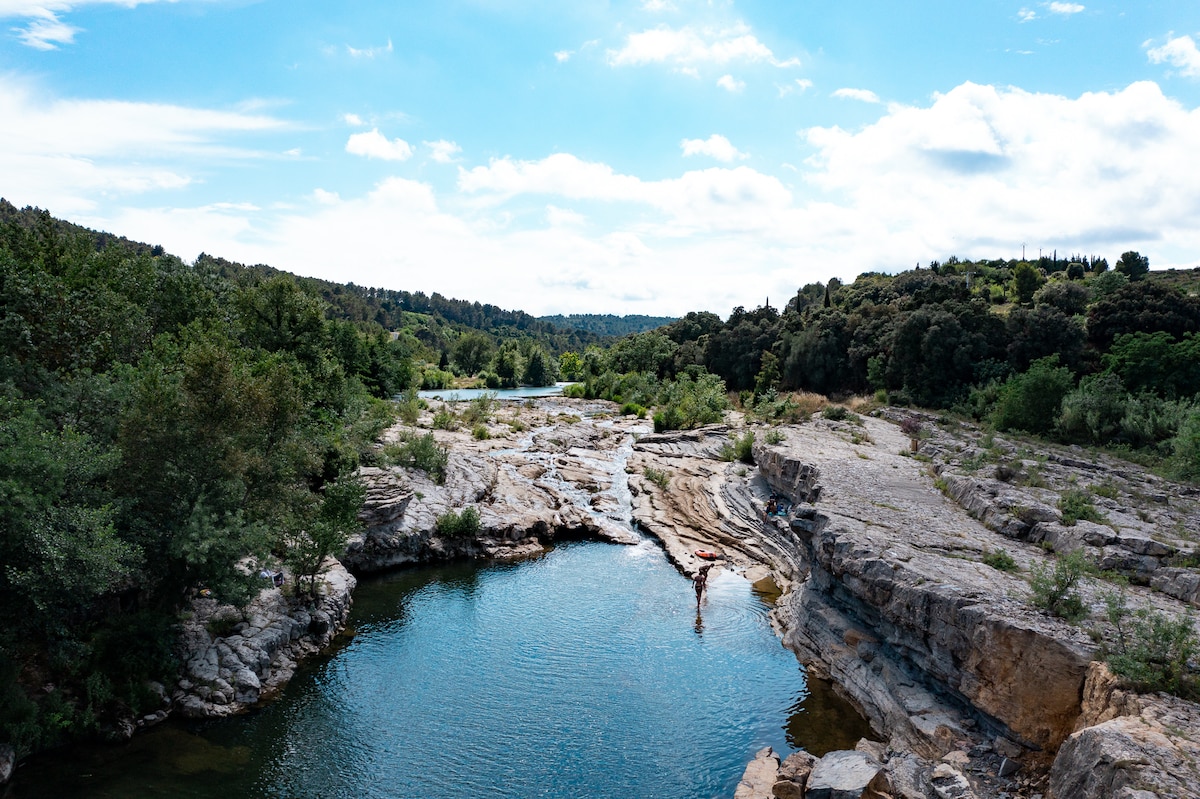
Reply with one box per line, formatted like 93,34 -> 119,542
539,313 -> 677,337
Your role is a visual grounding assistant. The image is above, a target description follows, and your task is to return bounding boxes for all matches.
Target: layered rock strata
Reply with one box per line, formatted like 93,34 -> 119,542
173,558 -> 355,718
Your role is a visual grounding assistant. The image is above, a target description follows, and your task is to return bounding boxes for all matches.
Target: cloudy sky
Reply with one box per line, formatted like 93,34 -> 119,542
2,1 -> 1198,316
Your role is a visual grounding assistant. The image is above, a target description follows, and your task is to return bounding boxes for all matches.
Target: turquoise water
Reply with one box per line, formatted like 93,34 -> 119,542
11,542 -> 871,798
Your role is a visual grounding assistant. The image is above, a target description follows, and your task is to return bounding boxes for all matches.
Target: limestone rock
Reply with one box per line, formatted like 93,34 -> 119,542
735,746 -> 781,799
805,750 -> 882,799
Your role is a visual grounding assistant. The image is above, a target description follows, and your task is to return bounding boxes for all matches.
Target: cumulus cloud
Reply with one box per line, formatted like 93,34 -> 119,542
607,22 -> 798,69
1146,34 -> 1200,78
424,139 -> 462,163
680,134 -> 746,162
716,74 -> 745,92
345,129 -> 413,161
554,49 -> 572,62
832,87 -> 880,103
342,113 -> 366,126
1046,2 -> 1084,14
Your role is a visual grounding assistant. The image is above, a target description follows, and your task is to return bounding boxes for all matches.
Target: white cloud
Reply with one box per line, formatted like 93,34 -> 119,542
1046,2 -> 1084,14
641,0 -> 675,11
0,78 -> 287,213
716,74 -> 745,92
545,205 -> 586,227
342,113 -> 366,126
554,49 -> 572,62
424,139 -> 462,163
1146,34 -> 1200,78
347,38 -> 393,59
832,87 -> 880,103
607,22 -> 799,69
680,134 -> 746,162
778,77 -> 813,97
345,129 -> 413,161
1,0 -> 176,48
1018,8 -> 1037,22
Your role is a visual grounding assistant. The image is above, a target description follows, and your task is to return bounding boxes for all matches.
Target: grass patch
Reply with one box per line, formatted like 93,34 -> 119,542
1059,488 -> 1106,526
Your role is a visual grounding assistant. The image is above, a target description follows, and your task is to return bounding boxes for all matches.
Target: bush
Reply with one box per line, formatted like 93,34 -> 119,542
991,356 -> 1074,435
395,387 -> 422,425
1029,550 -> 1092,621
384,432 -> 449,483
432,408 -> 459,431
719,431 -> 756,464
1173,409 -> 1200,482
620,402 -> 646,418
1058,488 -> 1105,526
1104,590 -> 1198,698
764,428 -> 786,445
472,424 -> 490,440
435,506 -> 482,538
644,467 -> 670,490
420,368 -> 455,390
653,372 -> 728,432
822,404 -> 850,421
461,392 -> 496,425
982,548 -> 1018,572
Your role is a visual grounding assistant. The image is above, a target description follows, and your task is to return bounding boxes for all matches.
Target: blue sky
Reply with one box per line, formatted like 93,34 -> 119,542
2,1 -> 1199,316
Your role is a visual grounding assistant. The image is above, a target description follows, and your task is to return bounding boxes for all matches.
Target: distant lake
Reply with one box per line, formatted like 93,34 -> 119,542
417,382 -> 573,401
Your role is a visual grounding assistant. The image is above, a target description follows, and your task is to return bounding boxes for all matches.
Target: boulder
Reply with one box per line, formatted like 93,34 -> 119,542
805,750 -> 882,799
0,743 -> 14,786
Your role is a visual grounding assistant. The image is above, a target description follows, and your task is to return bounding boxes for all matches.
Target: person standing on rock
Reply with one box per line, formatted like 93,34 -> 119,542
694,564 -> 714,607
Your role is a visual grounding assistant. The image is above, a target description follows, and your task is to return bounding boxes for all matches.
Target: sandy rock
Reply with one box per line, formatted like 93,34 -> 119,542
735,746 -> 781,799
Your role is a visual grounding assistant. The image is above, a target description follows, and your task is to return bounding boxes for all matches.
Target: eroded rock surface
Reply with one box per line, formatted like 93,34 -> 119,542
173,558 -> 355,718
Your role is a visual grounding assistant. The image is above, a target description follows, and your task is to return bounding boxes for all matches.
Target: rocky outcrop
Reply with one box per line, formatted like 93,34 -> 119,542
1047,662 -> 1200,799
173,558 -> 355,718
343,401 -> 641,572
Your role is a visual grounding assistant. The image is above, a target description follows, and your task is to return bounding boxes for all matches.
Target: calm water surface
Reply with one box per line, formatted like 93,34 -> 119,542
12,541 -> 871,798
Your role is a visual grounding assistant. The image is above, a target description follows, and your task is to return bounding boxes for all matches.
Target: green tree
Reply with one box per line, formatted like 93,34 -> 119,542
991,355 -> 1074,435
1012,262 -> 1043,305
1115,250 -> 1149,281
559,351 -> 584,381
452,332 -> 494,375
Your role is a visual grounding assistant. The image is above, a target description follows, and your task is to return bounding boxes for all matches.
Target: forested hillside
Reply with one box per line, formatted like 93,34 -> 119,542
571,255 -> 1200,479
538,313 -> 676,337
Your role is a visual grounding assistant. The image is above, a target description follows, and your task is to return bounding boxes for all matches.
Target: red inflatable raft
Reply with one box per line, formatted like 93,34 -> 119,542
695,550 -> 721,560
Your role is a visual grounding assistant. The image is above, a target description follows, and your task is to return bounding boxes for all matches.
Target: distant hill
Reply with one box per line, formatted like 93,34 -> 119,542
1147,266 -> 1200,297
539,313 -> 677,337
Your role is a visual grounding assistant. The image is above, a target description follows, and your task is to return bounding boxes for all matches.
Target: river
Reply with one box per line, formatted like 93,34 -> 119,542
10,539 -> 871,798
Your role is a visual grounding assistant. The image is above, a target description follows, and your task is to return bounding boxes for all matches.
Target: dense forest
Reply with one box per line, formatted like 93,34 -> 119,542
3,200 -> 1199,762
570,255 -> 1200,479
538,313 -> 677,337
0,201 -> 650,759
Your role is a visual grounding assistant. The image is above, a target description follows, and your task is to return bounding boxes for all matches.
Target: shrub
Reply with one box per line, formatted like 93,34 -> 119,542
432,408 -> 459,431
435,506 -> 482,538
764,428 -> 786,445
822,404 -> 850,421
1029,550 -> 1092,621
982,548 -> 1018,572
644,467 -> 670,490
620,402 -> 646,418
461,392 -> 497,425
396,387 -> 421,425
1058,488 -> 1105,526
991,356 -> 1074,435
472,424 -> 490,440
719,431 -> 756,464
1104,590 -> 1198,698
653,371 -> 728,432
1173,409 -> 1200,482
385,432 -> 449,483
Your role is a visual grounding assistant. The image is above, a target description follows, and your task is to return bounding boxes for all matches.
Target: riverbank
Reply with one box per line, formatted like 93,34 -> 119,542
12,396 -> 1195,798
626,406 -> 1200,798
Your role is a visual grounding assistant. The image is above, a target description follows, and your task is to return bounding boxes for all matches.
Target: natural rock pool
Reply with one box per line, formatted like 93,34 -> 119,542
12,540 -> 871,798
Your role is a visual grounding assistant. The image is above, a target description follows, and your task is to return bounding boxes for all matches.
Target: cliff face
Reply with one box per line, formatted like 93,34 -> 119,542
627,410 -> 1200,798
